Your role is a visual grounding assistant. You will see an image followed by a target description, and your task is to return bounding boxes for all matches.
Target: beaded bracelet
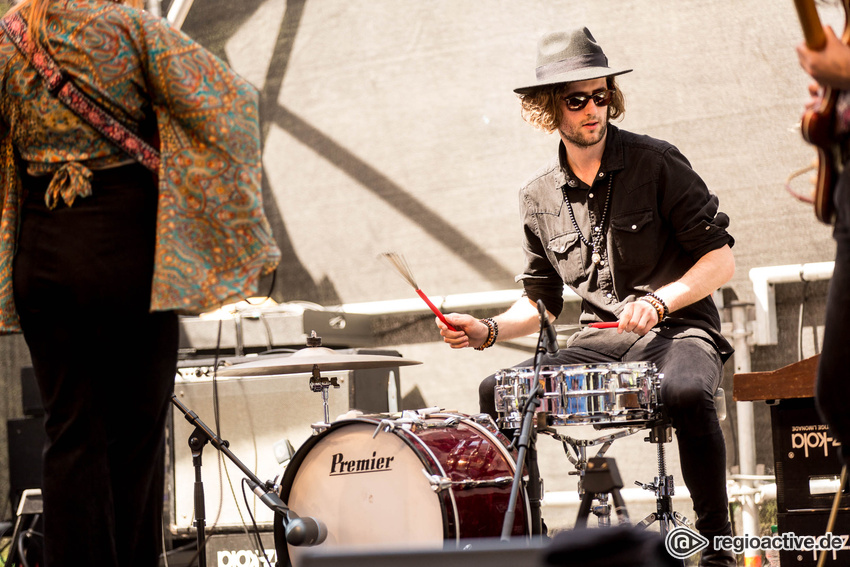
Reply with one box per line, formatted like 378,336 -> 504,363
645,292 -> 669,319
638,295 -> 665,322
475,318 -> 499,350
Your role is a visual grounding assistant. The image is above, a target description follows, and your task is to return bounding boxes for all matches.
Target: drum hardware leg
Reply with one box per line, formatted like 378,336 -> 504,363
574,457 -> 630,528
566,445 -> 616,529
634,419 -> 691,537
170,394 -> 298,566
593,494 -> 611,528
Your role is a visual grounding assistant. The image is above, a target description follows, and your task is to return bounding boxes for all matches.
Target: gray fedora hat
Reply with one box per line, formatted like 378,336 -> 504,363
514,27 -> 632,94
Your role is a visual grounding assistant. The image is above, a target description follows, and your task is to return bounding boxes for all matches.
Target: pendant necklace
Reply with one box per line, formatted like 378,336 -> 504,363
560,172 -> 613,266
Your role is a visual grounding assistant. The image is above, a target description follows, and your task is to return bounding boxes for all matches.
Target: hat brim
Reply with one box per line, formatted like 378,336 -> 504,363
513,66 -> 632,95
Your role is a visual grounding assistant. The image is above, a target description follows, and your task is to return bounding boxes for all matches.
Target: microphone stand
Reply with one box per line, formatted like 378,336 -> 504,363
500,326 -> 549,540
171,394 -> 291,567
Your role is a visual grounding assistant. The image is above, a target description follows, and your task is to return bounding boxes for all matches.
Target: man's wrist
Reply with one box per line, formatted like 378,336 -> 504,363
475,318 -> 499,350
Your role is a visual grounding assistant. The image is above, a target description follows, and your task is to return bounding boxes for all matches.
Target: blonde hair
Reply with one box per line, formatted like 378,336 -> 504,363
10,0 -> 144,47
518,77 -> 626,133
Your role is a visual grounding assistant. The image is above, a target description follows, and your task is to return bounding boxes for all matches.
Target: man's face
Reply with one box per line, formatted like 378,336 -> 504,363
557,78 -> 610,149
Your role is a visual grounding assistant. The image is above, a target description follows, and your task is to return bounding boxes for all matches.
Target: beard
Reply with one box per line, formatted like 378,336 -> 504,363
559,116 -> 608,148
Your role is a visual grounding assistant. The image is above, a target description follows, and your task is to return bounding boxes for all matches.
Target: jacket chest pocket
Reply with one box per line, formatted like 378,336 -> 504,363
610,209 -> 658,266
546,231 -> 585,285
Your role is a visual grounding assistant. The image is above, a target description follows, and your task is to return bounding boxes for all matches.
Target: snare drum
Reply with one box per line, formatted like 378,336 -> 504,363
274,410 -> 530,567
494,362 -> 661,428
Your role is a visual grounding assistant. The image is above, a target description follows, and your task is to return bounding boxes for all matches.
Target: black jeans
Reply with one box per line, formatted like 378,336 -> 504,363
479,332 -> 729,536
13,164 -> 179,567
817,168 -> 850,466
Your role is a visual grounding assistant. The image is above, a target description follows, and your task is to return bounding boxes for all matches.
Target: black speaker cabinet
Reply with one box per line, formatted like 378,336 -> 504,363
206,531 -> 276,566
770,398 -> 850,512
777,510 -> 850,566
6,416 -> 45,510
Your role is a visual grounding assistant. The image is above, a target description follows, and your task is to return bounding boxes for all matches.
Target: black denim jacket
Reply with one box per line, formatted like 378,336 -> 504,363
517,125 -> 734,359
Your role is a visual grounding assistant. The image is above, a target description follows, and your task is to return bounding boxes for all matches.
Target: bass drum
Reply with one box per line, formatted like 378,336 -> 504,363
274,411 -> 530,567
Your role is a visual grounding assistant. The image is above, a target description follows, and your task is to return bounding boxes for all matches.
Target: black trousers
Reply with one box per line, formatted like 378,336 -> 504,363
479,332 -> 730,536
817,168 -> 850,466
13,164 -> 179,567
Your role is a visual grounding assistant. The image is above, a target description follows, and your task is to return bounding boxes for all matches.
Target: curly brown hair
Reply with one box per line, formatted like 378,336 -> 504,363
517,77 -> 625,133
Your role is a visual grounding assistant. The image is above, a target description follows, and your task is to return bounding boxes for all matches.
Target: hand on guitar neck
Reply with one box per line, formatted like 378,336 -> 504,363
794,1 -> 850,225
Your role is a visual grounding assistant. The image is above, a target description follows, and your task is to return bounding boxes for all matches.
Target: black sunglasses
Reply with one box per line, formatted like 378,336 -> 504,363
561,89 -> 615,111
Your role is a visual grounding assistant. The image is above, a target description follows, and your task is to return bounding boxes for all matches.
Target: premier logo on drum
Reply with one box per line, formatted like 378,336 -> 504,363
329,451 -> 395,476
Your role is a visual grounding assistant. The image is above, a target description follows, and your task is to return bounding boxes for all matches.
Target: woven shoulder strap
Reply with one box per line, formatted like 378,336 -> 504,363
0,11 -> 160,172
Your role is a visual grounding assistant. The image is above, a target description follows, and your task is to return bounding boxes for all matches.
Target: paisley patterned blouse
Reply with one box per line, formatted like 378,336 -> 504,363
0,0 -> 281,334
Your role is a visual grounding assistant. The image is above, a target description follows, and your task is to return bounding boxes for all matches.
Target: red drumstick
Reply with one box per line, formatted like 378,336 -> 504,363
589,321 -> 619,328
379,252 -> 457,331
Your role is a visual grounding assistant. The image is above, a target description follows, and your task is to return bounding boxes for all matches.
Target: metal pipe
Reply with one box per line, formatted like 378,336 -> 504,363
145,0 -> 160,18
341,287 -> 579,316
731,302 -> 760,561
166,0 -> 195,28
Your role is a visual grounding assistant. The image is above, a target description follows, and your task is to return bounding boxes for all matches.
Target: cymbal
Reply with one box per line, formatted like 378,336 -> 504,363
215,347 -> 422,377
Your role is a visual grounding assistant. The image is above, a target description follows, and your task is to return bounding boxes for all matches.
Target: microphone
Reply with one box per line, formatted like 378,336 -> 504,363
536,299 -> 559,355
246,478 -> 327,546
245,478 -> 289,515
285,515 -> 328,546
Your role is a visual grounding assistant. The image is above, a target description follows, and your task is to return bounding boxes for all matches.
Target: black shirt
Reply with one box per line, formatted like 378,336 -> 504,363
517,125 -> 734,359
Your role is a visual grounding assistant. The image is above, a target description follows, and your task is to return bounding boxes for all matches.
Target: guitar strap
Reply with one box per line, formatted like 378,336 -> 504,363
0,11 -> 160,172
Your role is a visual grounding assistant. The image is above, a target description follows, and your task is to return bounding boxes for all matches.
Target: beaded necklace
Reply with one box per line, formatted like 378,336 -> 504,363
560,172 -> 613,266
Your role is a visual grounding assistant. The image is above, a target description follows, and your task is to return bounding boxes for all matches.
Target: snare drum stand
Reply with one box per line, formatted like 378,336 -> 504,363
634,417 -> 691,537
538,419 -> 640,527
574,457 -> 630,528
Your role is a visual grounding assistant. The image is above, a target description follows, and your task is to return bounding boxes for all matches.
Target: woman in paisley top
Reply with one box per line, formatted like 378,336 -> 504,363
0,1 -> 280,565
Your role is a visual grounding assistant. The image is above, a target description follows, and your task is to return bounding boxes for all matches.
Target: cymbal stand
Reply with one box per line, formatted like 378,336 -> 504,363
537,418 -> 641,527
170,394 -> 292,567
309,364 -> 340,426
301,331 -> 341,428
634,418 -> 691,536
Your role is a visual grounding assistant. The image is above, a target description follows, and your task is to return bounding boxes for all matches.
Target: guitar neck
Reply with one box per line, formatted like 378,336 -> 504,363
794,0 -> 827,50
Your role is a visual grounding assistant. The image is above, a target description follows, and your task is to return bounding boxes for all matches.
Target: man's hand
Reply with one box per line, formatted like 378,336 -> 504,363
617,300 -> 659,336
436,313 -> 489,349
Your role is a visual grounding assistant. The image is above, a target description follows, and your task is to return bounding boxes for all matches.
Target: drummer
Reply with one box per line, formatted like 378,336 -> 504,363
436,28 -> 735,567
